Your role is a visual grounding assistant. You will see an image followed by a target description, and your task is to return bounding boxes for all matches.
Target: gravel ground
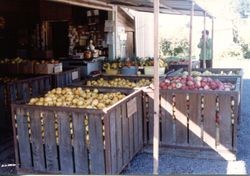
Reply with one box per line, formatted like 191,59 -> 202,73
123,72 -> 250,175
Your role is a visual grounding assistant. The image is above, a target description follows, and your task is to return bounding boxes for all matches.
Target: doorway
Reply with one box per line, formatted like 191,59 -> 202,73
51,21 -> 69,58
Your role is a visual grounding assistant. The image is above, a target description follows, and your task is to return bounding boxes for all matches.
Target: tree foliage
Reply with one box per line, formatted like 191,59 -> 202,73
237,0 -> 250,18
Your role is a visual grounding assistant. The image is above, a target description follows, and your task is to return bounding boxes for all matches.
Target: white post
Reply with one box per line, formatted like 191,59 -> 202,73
211,17 -> 214,68
153,0 -> 160,174
113,5 -> 118,59
203,12 -> 207,69
188,1 -> 194,75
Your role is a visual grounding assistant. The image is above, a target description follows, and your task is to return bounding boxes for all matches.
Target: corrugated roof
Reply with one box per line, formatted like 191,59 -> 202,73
96,0 -> 213,18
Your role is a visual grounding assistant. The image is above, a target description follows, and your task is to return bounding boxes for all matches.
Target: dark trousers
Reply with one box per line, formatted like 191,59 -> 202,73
200,60 -> 212,68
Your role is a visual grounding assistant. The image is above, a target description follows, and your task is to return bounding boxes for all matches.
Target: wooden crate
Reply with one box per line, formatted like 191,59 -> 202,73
11,88 -> 143,174
0,63 -> 8,73
0,75 -> 51,130
143,78 -> 240,160
34,63 -> 62,74
179,68 -> 243,122
19,61 -> 35,74
50,67 -> 81,88
7,63 -> 20,74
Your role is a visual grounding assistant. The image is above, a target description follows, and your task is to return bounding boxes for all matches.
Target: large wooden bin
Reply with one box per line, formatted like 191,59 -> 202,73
176,68 -> 243,122
11,88 -> 143,174
72,74 -> 153,88
0,75 -> 51,130
143,77 -> 240,160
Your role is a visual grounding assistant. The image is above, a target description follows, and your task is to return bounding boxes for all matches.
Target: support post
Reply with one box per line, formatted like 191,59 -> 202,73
153,0 -> 160,174
203,12 -> 207,69
188,1 -> 194,75
211,17 -> 214,68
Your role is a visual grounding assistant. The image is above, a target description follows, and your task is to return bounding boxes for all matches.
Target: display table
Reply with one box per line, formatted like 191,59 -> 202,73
59,57 -> 105,78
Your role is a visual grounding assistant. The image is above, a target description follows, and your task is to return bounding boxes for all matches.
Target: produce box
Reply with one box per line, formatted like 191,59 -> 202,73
0,63 -> 8,73
6,63 -> 19,74
144,66 -> 165,76
19,61 -> 35,74
143,76 -> 240,160
179,68 -> 243,121
12,87 -> 143,174
34,63 -> 62,74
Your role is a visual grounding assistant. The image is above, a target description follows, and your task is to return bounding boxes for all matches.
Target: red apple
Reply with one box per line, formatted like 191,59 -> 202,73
187,80 -> 194,86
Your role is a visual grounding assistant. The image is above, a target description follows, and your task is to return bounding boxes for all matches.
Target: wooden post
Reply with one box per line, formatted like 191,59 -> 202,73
188,1 -> 194,75
203,12 -> 207,69
153,0 -> 160,174
113,5 -> 118,59
211,17 -> 214,68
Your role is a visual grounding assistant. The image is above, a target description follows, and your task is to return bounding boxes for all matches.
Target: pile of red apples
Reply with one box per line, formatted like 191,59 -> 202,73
160,76 -> 235,91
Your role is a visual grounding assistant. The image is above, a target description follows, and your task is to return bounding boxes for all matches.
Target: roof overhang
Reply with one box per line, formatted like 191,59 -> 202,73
97,0 -> 213,18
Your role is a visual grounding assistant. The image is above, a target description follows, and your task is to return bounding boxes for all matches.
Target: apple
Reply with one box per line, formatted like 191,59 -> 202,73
187,80 -> 194,86
176,82 -> 182,89
209,81 -> 218,90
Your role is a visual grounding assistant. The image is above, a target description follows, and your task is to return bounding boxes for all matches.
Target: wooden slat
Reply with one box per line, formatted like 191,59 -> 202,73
203,94 -> 217,148
137,92 -> 143,148
45,77 -> 51,91
22,83 -> 30,103
30,110 -> 45,171
58,112 -> 73,174
109,110 -> 117,173
232,95 -> 238,151
72,112 -> 89,174
43,111 -> 58,172
175,93 -> 188,145
88,114 -> 105,174
8,84 -> 16,102
31,81 -> 39,97
128,108 -> 134,159
218,95 -> 232,149
0,84 -> 6,128
133,108 -> 139,152
116,107 -> 123,172
39,79 -> 45,94
16,108 -> 32,168
121,103 -> 129,166
189,94 -> 202,146
103,114 -> 112,174
161,92 -> 174,145
148,92 -> 154,144
143,92 -> 148,144
17,83 -> 23,100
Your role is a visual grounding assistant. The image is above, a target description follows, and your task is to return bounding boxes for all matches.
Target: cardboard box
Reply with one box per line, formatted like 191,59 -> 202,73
19,61 -> 35,74
34,63 -> 62,74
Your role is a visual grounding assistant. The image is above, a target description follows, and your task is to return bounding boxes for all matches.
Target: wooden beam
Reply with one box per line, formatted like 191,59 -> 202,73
203,12 -> 207,69
153,0 -> 160,174
47,0 -> 113,11
188,1 -> 194,75
211,17 -> 214,68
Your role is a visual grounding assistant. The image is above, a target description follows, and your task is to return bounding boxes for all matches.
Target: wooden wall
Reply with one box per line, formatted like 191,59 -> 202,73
117,7 -> 135,58
39,0 -> 72,21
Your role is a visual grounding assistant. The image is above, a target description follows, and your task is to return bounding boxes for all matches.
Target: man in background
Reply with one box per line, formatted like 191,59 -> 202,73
198,30 -> 212,68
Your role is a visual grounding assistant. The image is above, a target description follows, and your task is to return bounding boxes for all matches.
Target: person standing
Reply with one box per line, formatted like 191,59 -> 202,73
198,30 -> 212,68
